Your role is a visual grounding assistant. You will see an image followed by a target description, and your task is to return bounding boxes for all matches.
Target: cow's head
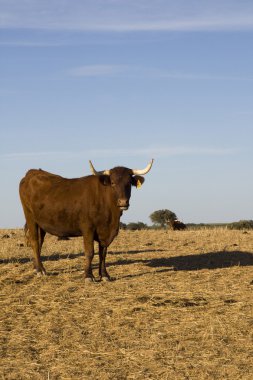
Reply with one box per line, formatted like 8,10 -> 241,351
89,159 -> 154,211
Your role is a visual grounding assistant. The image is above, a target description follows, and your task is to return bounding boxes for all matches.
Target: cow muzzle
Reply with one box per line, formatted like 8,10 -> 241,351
117,199 -> 129,210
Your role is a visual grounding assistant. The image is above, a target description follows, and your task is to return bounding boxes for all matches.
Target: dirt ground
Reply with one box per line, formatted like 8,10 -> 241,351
0,228 -> 253,379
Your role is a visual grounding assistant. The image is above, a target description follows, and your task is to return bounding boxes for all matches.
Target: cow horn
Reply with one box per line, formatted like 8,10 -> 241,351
132,159 -> 154,175
89,161 -> 110,176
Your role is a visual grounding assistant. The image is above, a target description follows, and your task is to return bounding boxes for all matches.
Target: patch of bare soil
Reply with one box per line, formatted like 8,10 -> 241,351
1,228 -> 253,379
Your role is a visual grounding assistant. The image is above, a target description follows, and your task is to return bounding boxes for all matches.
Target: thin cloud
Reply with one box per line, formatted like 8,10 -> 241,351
0,40 -> 69,47
67,65 -> 253,82
1,146 -> 239,161
94,146 -> 239,158
1,152 -> 64,160
150,146 -> 239,157
153,70 -> 253,82
0,1 -> 252,32
69,65 -> 129,77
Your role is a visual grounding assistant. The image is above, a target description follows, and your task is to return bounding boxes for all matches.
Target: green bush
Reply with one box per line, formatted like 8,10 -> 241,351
228,220 -> 253,230
126,222 -> 148,231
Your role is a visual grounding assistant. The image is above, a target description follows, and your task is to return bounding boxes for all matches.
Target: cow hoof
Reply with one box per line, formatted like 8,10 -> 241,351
36,270 -> 47,276
101,276 -> 115,282
101,277 -> 110,282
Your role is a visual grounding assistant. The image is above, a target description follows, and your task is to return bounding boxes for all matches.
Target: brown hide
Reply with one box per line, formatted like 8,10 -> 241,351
19,165 -> 150,281
169,220 -> 187,231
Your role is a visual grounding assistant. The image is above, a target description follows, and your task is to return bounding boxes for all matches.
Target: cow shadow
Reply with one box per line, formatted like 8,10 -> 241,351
0,257 -> 32,265
42,252 -> 84,262
2,250 -> 253,274
0,249 -> 165,265
108,248 -> 166,255
147,251 -> 253,271
111,250 -> 253,272
0,252 -> 83,265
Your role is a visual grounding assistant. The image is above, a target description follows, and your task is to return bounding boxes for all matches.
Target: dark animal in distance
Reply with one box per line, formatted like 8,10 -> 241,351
168,219 -> 187,231
19,160 -> 154,282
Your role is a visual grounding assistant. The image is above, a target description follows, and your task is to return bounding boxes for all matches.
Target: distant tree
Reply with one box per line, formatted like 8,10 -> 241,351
150,209 -> 177,228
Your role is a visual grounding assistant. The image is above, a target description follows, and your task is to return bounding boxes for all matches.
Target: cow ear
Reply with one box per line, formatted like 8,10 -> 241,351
99,175 -> 111,186
132,175 -> 145,188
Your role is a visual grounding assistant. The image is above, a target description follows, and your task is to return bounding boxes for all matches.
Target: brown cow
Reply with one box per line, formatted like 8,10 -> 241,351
19,160 -> 153,282
24,222 -> 30,246
169,219 -> 187,231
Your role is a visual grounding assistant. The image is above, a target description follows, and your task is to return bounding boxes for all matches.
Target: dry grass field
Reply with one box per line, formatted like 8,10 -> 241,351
1,228 -> 253,379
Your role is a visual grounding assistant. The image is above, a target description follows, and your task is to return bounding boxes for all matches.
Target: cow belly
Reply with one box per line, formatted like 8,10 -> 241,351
37,220 -> 82,237
33,207 -> 82,237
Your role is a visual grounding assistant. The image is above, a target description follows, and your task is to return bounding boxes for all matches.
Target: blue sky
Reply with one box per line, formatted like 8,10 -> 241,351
1,0 -> 253,227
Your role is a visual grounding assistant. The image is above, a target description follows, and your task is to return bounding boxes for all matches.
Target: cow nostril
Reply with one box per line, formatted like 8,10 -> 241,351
118,199 -> 129,207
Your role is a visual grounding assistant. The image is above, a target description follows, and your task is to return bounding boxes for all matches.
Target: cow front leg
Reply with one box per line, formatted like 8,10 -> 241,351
83,235 -> 95,282
98,244 -> 111,281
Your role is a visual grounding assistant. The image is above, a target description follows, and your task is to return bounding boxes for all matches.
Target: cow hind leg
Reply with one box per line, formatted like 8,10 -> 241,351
38,227 -> 46,251
26,220 -> 46,275
83,233 -> 96,282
